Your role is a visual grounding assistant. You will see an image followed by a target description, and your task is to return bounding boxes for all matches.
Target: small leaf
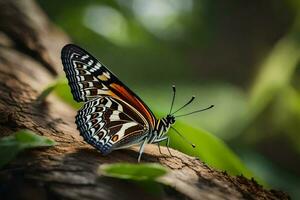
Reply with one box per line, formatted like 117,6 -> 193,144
54,78 -> 83,109
165,121 -> 254,178
0,130 -> 56,168
37,84 -> 57,102
15,130 -> 56,147
98,163 -> 168,181
37,76 -> 66,103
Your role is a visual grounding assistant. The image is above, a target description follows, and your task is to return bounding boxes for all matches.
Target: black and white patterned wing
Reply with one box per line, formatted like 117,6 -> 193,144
61,44 -> 113,102
61,44 -> 157,128
75,96 -> 148,155
61,44 -> 157,154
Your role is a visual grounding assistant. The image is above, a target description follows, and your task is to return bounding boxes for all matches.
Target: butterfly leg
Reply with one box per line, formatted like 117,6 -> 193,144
153,136 -> 168,155
157,143 -> 163,154
138,137 -> 148,162
166,137 -> 174,157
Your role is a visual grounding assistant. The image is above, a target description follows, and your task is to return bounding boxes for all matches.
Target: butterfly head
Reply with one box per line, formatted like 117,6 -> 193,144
166,114 -> 176,124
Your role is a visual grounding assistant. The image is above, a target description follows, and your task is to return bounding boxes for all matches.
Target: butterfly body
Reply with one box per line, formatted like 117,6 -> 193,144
61,44 -> 176,161
149,115 -> 175,143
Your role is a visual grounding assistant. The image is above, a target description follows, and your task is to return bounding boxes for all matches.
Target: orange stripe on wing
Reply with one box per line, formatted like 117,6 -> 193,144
110,83 -> 155,127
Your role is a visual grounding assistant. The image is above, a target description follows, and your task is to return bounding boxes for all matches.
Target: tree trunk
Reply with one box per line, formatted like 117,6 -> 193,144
0,0 -> 289,199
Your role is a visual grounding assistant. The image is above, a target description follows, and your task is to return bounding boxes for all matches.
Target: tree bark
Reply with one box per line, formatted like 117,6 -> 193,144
0,0 -> 289,199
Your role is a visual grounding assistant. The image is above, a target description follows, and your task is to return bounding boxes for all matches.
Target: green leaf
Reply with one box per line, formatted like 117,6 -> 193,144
37,84 -> 57,102
54,78 -> 83,109
37,76 -> 66,102
167,122 -> 253,178
98,163 -> 168,181
0,130 -> 56,168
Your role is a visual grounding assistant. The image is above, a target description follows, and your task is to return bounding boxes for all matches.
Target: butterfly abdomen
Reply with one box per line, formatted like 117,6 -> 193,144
157,118 -> 171,133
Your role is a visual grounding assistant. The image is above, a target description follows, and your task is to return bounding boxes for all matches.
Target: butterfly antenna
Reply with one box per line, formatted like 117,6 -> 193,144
170,127 -> 195,148
169,85 -> 176,114
175,105 -> 214,118
171,95 -> 195,115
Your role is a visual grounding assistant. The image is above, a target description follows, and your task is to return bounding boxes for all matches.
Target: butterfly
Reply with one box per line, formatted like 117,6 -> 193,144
61,44 -> 213,162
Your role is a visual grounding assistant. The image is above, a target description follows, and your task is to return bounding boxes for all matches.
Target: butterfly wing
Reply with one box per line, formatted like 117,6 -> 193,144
61,44 -> 156,128
75,96 -> 148,155
61,44 -> 158,154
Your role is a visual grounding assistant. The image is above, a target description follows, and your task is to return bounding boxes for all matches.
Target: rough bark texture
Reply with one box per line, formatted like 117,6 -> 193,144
0,0 -> 289,199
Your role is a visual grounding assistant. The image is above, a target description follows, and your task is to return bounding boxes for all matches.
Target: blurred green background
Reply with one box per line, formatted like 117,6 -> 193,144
37,0 -> 300,198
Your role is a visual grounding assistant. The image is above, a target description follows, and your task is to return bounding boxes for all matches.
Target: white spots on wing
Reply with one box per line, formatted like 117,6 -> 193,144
90,127 -> 96,135
101,83 -> 108,90
71,53 -> 79,59
88,60 -> 94,66
94,98 -> 102,105
106,99 -> 112,107
110,112 -> 121,121
81,55 -> 89,60
82,64 -> 88,70
78,82 -> 92,89
110,122 -> 138,144
95,64 -> 101,70
89,106 -> 97,113
92,134 -> 99,141
78,83 -> 83,89
117,102 -> 123,112
98,135 -> 110,145
103,71 -> 111,78
95,89 -> 101,95
85,90 -> 91,96
89,62 -> 102,73
85,114 -> 92,121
